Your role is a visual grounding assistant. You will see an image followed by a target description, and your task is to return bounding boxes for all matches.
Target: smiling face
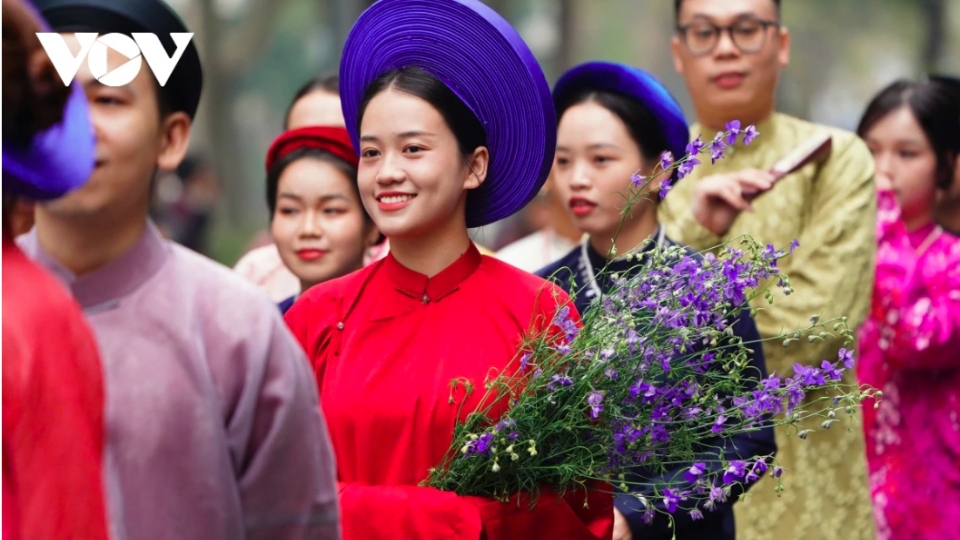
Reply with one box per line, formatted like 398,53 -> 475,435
270,157 -> 376,289
671,0 -> 788,129
356,88 -> 486,239
864,105 -> 940,229
554,101 -> 652,242
41,33 -> 190,224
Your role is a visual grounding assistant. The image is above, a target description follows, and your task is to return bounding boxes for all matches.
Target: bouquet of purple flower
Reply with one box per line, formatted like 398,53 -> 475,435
424,124 -> 877,525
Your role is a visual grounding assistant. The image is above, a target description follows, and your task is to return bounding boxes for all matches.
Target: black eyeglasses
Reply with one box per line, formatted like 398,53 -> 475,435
677,18 -> 780,56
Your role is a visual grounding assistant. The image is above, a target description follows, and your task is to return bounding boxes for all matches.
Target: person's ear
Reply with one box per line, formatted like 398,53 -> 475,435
777,26 -> 791,67
671,35 -> 685,75
156,111 -> 192,171
463,146 -> 489,191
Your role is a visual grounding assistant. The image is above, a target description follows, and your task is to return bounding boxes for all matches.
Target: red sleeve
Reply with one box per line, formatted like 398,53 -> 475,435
466,486 -> 613,540
337,481 -> 612,540
3,283 -> 110,540
338,482 -> 482,539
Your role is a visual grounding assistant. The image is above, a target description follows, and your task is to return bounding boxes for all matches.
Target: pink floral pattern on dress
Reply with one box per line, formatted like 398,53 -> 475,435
858,190 -> 960,540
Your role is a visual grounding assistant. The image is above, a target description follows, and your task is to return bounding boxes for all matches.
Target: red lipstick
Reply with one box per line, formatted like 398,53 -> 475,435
296,249 -> 327,262
569,197 -> 597,217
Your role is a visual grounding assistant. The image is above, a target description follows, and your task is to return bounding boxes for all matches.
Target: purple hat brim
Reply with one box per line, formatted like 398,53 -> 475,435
340,0 -> 556,228
553,62 -> 689,180
2,83 -> 95,200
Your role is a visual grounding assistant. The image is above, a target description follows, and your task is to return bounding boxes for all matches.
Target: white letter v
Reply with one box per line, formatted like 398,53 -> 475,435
36,32 -> 98,85
134,33 -> 193,87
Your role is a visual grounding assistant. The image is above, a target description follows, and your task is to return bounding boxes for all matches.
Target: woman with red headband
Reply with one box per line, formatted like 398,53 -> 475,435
265,127 -> 382,313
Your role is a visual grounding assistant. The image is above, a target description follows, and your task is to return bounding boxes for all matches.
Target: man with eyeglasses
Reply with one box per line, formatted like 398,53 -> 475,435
658,1 -> 877,540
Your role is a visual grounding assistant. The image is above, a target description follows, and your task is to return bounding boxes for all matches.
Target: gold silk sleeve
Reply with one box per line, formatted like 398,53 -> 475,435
756,131 -> 876,372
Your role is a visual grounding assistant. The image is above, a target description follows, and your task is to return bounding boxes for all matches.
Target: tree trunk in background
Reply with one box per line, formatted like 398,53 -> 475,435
329,0 -> 377,60
920,0 -> 948,72
556,0 -> 575,74
198,0 -> 244,227
197,0 -> 291,228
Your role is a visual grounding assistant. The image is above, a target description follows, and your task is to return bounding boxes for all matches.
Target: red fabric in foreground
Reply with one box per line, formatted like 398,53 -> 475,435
286,244 -> 613,539
2,236 -> 109,540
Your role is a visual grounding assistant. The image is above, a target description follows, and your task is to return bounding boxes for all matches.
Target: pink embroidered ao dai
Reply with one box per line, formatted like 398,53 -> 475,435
858,190 -> 960,540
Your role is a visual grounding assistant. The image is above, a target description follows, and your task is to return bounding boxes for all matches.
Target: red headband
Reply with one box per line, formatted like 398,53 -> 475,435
265,126 -> 359,172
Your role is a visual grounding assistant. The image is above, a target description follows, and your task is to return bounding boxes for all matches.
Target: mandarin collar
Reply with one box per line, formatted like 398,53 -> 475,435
584,225 -> 663,277
692,112 -> 780,157
17,221 -> 170,311
383,242 -> 482,303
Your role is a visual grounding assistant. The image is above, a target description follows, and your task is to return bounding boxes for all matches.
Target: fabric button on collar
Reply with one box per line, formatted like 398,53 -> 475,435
383,243 -> 482,302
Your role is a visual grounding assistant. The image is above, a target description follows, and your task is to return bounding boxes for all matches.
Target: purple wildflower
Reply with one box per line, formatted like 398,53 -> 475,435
742,124 -> 760,145
687,135 -> 705,155
689,508 -> 705,521
745,459 -> 769,483
711,413 -> 728,435
519,353 -> 531,372
552,305 -> 579,341
659,177 -> 674,199
821,360 -> 843,381
784,381 -> 806,414
685,462 -> 707,483
650,425 -> 670,444
547,373 -> 574,391
472,433 -> 494,456
642,505 -> 656,525
626,328 -> 641,353
773,466 -> 784,478
555,343 -> 571,355
676,154 -> 701,180
793,363 -> 826,386
789,239 -> 800,253
662,488 -> 682,514
604,367 -> 618,380
761,375 -> 782,392
587,391 -> 604,419
708,132 -> 727,164
723,460 -> 747,485
725,120 -> 742,145
631,173 -> 646,188
660,151 -> 674,170
839,348 -> 855,370
704,483 -> 727,511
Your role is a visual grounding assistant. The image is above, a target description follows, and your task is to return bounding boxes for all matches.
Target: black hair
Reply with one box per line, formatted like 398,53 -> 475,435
266,148 -> 357,214
283,74 -> 340,129
155,79 -> 176,119
674,0 -> 781,19
857,76 -> 960,190
356,66 -> 487,162
266,147 -> 383,243
555,89 -> 672,164
177,154 -> 209,182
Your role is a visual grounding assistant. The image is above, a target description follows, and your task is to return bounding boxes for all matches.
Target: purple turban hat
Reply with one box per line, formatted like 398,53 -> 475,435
340,0 -> 556,228
2,1 -> 94,201
553,62 -> 689,180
